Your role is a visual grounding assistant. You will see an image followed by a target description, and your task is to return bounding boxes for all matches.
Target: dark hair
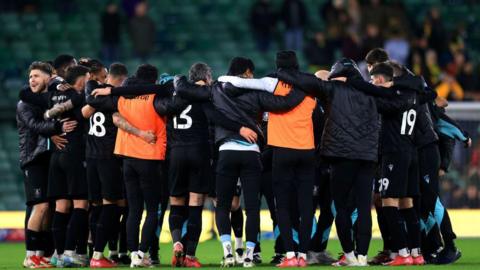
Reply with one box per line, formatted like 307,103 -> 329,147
28,61 -> 54,76
189,62 -> 212,82
276,50 -> 299,70
79,59 -> 105,75
53,54 -> 75,70
135,64 -> 158,84
65,65 -> 90,85
227,57 -> 255,76
365,48 -> 389,65
370,62 -> 394,81
386,60 -> 405,77
109,63 -> 128,77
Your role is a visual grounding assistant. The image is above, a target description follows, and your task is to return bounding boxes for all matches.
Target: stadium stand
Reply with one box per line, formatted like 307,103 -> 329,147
0,0 -> 479,210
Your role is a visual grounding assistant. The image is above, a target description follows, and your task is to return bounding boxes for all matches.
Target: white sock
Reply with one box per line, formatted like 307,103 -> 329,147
35,250 -> 44,257
130,251 -> 137,258
64,250 -> 74,256
298,252 -> 307,260
390,252 -> 398,260
235,237 -> 243,249
93,251 -> 103,260
245,246 -> 254,260
399,248 -> 409,257
26,250 -> 35,257
411,248 -> 420,257
222,241 -> 233,257
137,250 -> 145,259
358,254 -> 367,262
345,251 -> 356,261
286,252 -> 295,259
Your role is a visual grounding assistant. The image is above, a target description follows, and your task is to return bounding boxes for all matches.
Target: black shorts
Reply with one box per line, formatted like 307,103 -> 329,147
168,146 -> 211,197
209,162 -> 242,198
48,152 -> 87,200
24,153 -> 51,206
87,157 -> 123,201
380,151 -> 420,198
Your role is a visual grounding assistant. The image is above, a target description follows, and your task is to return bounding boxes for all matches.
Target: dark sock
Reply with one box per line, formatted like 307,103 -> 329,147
230,207 -> 244,239
118,206 -> 128,253
52,211 -> 69,255
400,208 -> 421,251
383,207 -> 408,252
94,204 -> 118,252
186,206 -> 203,256
376,206 -> 391,251
26,229 -> 41,252
65,208 -> 88,254
169,205 -> 188,243
89,205 -> 102,249
41,231 -> 55,257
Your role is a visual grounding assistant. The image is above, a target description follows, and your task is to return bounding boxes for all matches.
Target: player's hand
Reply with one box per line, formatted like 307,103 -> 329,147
51,135 -> 68,150
380,81 -> 394,88
314,70 -> 330,81
465,137 -> 472,148
331,77 -> 347,82
239,126 -> 257,143
139,130 -> 157,144
439,169 -> 446,177
91,87 -> 112,97
61,118 -> 77,133
435,96 -> 448,108
57,83 -> 72,92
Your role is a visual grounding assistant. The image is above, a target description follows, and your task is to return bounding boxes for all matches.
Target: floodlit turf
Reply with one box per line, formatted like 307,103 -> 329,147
1,238 -> 479,269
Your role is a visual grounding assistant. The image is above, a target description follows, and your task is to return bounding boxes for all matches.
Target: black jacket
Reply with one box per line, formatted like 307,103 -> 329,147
17,101 -> 61,169
174,76 -> 306,146
278,70 -> 412,162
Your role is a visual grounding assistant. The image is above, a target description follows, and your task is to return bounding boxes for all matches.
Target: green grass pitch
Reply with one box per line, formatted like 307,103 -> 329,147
1,239 -> 479,269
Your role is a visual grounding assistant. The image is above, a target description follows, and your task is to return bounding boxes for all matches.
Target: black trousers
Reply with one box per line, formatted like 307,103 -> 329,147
330,158 -> 374,256
258,147 -> 284,254
418,143 -> 456,251
310,165 -> 334,252
272,147 -> 315,254
123,158 -> 163,253
215,150 -> 262,244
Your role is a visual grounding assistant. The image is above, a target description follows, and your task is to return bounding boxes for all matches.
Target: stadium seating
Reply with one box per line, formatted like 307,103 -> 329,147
0,0 -> 478,209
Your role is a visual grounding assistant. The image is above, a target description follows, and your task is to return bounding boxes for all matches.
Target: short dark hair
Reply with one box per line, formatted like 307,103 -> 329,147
227,57 -> 255,76
109,63 -> 128,77
365,48 -> 389,65
135,64 -> 158,84
386,60 -> 405,77
79,59 -> 105,75
28,61 -> 54,76
53,54 -> 75,70
189,62 -> 212,82
370,62 -> 394,81
276,50 -> 299,70
65,65 -> 90,85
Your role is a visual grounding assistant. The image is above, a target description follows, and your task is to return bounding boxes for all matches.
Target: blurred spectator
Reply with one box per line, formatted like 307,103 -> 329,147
122,0 -> 141,19
360,0 -> 387,33
128,1 -> 155,62
384,27 -> 410,65
423,7 -> 449,64
346,0 -> 361,33
304,31 -> 335,71
458,62 -> 479,96
250,0 -> 276,52
280,0 -> 307,51
342,30 -> 363,62
101,2 -> 121,65
321,0 -> 350,36
384,1 -> 410,38
361,23 -> 384,57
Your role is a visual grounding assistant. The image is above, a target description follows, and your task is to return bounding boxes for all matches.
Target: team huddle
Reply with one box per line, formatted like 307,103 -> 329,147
17,48 -> 471,268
